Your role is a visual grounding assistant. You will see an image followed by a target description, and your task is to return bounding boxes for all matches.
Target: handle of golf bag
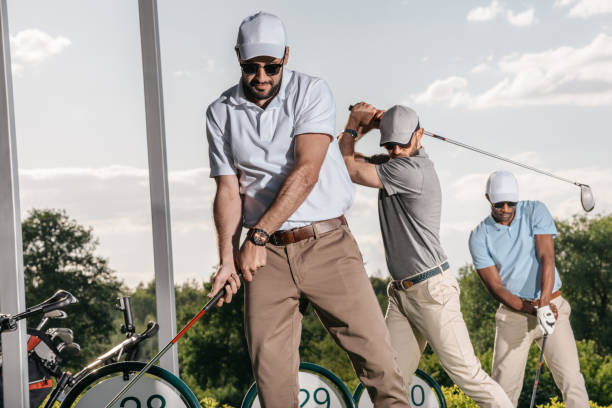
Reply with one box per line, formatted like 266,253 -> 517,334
116,296 -> 136,335
0,314 -> 16,333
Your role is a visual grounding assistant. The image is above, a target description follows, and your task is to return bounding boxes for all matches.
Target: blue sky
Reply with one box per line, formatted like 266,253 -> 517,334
9,0 -> 612,287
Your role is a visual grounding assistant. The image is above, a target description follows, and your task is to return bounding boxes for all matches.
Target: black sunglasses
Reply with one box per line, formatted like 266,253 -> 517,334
383,142 -> 410,150
240,57 -> 285,76
492,201 -> 517,209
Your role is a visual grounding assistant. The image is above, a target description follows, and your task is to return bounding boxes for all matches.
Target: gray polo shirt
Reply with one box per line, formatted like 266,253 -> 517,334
375,148 -> 447,280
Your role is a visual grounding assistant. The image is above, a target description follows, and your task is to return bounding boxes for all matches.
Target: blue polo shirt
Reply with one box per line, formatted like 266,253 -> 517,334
468,200 -> 562,300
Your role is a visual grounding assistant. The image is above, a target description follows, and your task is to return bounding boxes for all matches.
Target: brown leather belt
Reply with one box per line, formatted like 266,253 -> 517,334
269,215 -> 347,246
523,290 -> 561,307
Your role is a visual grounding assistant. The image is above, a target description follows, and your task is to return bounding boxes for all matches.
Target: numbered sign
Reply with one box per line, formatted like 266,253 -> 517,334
242,362 -> 355,408
73,374 -> 190,408
353,369 -> 446,408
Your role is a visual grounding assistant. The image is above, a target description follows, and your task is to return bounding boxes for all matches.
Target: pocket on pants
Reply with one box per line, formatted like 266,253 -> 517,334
425,274 -> 446,304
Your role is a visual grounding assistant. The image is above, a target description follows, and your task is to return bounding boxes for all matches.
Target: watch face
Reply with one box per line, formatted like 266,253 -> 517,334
253,230 -> 266,244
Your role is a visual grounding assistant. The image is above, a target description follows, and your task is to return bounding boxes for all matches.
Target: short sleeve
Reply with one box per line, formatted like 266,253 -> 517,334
375,157 -> 423,196
294,79 -> 335,138
206,105 -> 236,177
532,201 -> 557,236
469,228 -> 495,269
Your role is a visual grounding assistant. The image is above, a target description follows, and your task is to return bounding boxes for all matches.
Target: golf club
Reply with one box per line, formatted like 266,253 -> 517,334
57,341 -> 81,357
104,273 -> 242,408
36,310 -> 68,330
347,104 -> 595,212
529,334 -> 548,408
47,327 -> 74,344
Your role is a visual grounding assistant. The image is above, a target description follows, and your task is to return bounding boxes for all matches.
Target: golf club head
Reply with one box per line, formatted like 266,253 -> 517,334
48,328 -> 74,344
44,310 -> 68,320
580,184 -> 595,212
57,342 -> 81,357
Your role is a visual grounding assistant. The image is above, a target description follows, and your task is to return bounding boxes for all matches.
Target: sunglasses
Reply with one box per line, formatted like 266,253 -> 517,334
383,142 -> 410,150
240,57 -> 284,76
492,201 -> 517,209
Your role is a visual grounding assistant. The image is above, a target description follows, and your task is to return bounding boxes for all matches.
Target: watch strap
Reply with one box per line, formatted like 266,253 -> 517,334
343,129 -> 358,139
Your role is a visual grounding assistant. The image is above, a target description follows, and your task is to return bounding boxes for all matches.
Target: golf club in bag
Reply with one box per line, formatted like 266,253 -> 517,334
104,273 -> 242,408
347,104 -> 595,212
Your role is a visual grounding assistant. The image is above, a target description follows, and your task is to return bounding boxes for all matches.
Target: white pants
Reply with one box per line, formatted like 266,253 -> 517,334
492,295 -> 589,407
386,270 -> 513,408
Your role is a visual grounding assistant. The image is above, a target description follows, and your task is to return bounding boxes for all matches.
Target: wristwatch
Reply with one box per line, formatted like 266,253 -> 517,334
343,128 -> 358,139
247,228 -> 270,246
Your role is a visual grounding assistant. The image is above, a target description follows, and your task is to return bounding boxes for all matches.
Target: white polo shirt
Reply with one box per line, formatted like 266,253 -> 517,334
206,69 -> 354,230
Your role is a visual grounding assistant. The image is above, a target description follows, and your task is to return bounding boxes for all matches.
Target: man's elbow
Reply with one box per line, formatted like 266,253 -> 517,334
341,156 -> 359,182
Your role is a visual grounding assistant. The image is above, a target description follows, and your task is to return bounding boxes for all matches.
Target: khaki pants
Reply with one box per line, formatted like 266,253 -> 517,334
386,269 -> 513,408
492,296 -> 589,407
245,225 -> 410,408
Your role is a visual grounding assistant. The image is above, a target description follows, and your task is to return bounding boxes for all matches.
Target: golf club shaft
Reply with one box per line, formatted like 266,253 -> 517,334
104,284 -> 232,408
347,104 -> 584,187
423,131 -> 582,187
529,334 -> 548,408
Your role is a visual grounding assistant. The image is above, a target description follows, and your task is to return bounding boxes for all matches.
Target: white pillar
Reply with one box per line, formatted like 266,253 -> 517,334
138,0 -> 179,374
0,0 -> 30,406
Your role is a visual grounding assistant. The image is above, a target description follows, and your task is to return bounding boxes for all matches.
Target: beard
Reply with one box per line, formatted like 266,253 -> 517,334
242,73 -> 283,101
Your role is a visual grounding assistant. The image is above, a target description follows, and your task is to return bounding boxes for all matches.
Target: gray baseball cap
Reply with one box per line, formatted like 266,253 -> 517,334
379,105 -> 420,146
236,12 -> 287,60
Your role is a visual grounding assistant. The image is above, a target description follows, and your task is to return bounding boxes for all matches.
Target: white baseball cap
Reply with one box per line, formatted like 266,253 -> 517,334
236,12 -> 287,60
379,105 -> 420,146
486,171 -> 519,203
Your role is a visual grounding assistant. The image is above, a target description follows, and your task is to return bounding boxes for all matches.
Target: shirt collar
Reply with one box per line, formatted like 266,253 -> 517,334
229,68 -> 292,109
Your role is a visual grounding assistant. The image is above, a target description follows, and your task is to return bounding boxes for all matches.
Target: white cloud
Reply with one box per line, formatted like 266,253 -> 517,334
12,63 -> 24,77
412,76 -> 472,107
568,0 -> 612,18
467,0 -> 504,22
467,1 -> 537,26
19,166 -> 216,287
471,63 -> 490,73
10,29 -> 71,65
554,0 -> 576,7
411,33 -> 612,108
506,8 -> 537,27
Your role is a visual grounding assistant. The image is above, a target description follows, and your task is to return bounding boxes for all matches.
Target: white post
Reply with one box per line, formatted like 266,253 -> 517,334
137,0 -> 179,374
0,0 -> 30,406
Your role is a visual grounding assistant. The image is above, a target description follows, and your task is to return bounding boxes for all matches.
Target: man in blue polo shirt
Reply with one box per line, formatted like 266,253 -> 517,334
468,171 -> 588,407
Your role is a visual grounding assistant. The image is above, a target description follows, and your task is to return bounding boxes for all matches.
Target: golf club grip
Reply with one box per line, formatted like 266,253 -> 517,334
203,271 -> 244,313
349,104 -> 354,111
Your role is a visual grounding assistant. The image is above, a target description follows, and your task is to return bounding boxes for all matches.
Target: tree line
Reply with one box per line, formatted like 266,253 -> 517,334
19,209 -> 611,407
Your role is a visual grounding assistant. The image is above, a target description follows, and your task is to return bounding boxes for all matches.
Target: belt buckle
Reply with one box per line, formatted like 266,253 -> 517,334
394,279 -> 414,290
401,280 -> 415,289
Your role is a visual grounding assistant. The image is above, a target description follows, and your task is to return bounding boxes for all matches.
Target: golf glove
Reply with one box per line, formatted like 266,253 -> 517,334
537,305 -> 556,335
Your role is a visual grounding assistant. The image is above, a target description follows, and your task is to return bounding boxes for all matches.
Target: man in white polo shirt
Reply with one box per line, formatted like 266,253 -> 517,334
469,171 -> 589,407
340,103 -> 513,408
205,12 -> 410,408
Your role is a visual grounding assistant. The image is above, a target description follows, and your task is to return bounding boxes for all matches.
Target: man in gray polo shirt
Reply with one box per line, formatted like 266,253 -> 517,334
339,102 -> 512,408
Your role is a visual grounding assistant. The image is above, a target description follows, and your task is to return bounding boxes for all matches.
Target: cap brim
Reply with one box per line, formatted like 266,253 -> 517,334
489,192 -> 518,203
238,43 -> 285,60
380,132 -> 413,146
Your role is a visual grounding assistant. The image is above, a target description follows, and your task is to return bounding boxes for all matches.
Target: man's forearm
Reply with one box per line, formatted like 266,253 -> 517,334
254,163 -> 319,233
338,130 -> 356,160
539,256 -> 555,305
213,184 -> 243,265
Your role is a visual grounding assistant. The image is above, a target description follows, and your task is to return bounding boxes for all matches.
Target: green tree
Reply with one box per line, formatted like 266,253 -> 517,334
555,214 -> 611,354
22,209 -> 123,368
